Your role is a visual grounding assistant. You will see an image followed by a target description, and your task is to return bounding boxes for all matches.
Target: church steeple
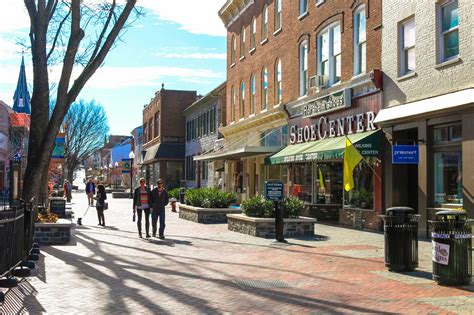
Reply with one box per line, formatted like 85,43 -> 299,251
12,54 -> 31,114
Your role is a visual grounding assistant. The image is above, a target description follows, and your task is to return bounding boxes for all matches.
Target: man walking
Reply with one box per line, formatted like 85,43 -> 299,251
85,178 -> 95,206
133,178 -> 152,238
150,179 -> 169,239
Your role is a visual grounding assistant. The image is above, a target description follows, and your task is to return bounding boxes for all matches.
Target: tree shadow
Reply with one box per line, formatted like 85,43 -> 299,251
0,279 -> 45,314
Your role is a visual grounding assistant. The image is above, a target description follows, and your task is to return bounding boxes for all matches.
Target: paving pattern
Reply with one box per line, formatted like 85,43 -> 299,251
1,192 -> 473,314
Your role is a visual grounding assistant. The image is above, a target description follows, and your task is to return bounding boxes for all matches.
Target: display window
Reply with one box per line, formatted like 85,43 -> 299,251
315,163 -> 343,205
345,162 -> 374,209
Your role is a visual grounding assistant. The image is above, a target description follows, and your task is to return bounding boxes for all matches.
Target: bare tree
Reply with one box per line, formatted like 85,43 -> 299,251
63,99 -> 109,183
22,0 -> 139,201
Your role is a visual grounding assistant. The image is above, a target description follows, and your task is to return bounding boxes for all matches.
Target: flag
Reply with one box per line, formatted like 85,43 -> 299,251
318,167 -> 325,191
343,137 -> 363,192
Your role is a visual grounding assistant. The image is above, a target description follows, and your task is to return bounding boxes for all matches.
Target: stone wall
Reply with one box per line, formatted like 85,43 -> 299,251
227,214 -> 316,238
302,204 -> 339,221
339,208 -> 382,231
34,219 -> 73,245
178,204 -> 242,224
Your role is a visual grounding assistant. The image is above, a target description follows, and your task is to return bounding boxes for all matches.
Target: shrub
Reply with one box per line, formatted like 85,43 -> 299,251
242,196 -> 274,218
184,188 -> 236,208
168,188 -> 180,199
350,188 -> 373,209
282,197 -> 304,218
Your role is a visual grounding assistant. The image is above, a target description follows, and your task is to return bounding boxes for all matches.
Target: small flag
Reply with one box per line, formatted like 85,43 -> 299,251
343,138 -> 363,192
318,167 -> 325,191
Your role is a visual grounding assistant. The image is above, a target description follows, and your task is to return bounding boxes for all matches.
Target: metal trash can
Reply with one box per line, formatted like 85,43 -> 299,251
381,207 -> 420,272
179,188 -> 185,204
429,210 -> 472,286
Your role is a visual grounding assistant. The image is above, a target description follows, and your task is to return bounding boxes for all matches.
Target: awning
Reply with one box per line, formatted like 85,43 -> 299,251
194,146 -> 282,162
142,143 -> 185,164
268,130 -> 381,165
374,88 -> 474,126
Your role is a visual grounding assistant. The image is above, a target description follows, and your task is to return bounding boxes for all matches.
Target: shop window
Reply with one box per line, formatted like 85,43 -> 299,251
434,124 -> 462,144
399,18 -> 416,76
353,5 -> 366,76
317,23 -> 341,87
346,163 -> 373,209
438,0 -> 459,62
260,126 -> 288,147
291,163 -> 312,203
315,163 -> 343,205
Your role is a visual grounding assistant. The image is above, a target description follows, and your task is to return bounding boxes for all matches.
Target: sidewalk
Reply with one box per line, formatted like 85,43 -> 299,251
1,192 -> 473,314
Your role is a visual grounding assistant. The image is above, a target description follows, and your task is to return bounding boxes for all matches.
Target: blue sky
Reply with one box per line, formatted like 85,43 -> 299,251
0,0 -> 227,135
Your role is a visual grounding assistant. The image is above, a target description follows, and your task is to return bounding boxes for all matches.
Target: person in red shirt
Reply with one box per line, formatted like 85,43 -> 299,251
132,178 -> 152,238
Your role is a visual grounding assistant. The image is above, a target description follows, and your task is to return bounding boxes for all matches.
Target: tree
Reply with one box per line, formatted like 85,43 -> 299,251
22,0 -> 139,201
63,99 -> 109,183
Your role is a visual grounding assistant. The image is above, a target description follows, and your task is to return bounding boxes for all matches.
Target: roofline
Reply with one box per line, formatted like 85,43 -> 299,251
183,81 -> 226,114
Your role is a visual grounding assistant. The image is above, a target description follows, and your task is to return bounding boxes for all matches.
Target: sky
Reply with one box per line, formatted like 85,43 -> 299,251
0,0 -> 227,135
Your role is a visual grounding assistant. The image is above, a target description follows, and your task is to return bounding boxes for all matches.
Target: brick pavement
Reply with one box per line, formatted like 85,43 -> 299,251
1,192 -> 473,314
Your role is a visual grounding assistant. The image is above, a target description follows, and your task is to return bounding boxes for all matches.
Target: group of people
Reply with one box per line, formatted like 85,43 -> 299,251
85,178 -> 107,226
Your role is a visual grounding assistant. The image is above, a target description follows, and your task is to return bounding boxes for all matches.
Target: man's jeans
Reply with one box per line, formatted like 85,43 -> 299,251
151,209 -> 165,237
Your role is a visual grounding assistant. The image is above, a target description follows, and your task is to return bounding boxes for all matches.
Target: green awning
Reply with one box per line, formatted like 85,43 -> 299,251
268,129 -> 382,165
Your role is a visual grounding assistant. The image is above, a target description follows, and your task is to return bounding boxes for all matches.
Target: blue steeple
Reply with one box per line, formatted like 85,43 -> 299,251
12,55 -> 31,114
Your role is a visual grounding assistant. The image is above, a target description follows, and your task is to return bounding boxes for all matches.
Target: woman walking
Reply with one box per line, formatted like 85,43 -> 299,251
133,178 -> 152,238
95,184 -> 107,226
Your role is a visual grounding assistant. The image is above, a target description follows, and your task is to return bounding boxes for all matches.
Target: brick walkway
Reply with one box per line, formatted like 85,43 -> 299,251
1,192 -> 473,314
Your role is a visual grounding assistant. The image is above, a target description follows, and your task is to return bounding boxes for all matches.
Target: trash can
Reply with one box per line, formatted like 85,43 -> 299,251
381,207 -> 420,272
179,188 -> 185,204
429,210 -> 472,286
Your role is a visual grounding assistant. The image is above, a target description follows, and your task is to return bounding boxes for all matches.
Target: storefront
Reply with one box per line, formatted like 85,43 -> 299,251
269,79 -> 384,230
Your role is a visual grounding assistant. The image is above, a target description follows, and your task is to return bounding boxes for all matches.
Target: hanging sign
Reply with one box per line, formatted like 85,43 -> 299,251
52,136 -> 65,159
121,158 -> 131,174
392,145 -> 419,164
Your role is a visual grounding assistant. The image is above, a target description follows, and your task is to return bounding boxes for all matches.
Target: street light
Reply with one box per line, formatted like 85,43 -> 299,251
108,163 -> 113,187
129,150 -> 135,198
114,162 -> 119,188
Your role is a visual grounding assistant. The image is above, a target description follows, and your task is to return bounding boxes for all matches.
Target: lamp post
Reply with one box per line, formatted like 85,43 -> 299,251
108,163 -> 113,187
114,162 -> 119,188
129,151 -> 135,198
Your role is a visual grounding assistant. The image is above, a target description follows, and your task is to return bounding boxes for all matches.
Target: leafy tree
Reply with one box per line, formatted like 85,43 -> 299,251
22,0 -> 139,201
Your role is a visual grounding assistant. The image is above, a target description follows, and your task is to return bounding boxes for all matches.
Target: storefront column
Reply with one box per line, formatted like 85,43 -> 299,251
417,122 -> 428,237
462,112 -> 474,217
374,161 -> 383,213
383,128 -> 394,210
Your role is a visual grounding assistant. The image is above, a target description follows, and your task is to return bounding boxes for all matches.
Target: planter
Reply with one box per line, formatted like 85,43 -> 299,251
178,204 -> 242,224
35,219 -> 73,245
227,214 -> 317,238
339,207 -> 381,231
112,192 -> 131,199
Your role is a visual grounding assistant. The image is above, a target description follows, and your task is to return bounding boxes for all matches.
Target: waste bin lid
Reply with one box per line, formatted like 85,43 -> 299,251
435,210 -> 467,217
386,207 -> 415,216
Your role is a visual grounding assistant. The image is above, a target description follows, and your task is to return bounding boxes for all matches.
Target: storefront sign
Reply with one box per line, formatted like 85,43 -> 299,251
392,145 -> 419,164
290,111 -> 376,144
162,136 -> 184,143
432,241 -> 450,265
303,89 -> 351,118
265,181 -> 284,201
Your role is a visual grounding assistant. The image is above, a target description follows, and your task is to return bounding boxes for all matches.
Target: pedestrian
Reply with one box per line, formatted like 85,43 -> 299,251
150,178 -> 169,239
85,178 -> 95,206
133,178 -> 152,238
63,180 -> 72,202
95,184 -> 107,226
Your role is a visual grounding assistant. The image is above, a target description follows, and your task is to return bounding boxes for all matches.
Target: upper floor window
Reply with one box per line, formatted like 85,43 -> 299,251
231,86 -> 235,122
275,58 -> 282,104
143,123 -> 148,143
299,40 -> 308,96
262,5 -> 268,41
250,17 -> 256,50
240,27 -> 246,58
261,67 -> 268,110
438,0 -> 459,62
318,23 -> 341,87
240,81 -> 245,118
354,6 -> 366,76
154,112 -> 160,138
400,18 -> 415,76
299,0 -> 308,17
231,35 -> 236,64
275,0 -> 282,31
250,74 -> 256,114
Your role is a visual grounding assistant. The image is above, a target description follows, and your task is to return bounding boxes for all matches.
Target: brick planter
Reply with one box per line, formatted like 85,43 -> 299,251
35,219 -> 73,245
339,207 -> 382,231
227,214 -> 317,238
178,204 -> 242,224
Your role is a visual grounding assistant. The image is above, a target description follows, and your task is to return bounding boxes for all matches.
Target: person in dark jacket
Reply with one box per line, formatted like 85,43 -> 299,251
85,178 -> 95,206
95,184 -> 107,226
133,178 -> 152,238
150,178 -> 169,239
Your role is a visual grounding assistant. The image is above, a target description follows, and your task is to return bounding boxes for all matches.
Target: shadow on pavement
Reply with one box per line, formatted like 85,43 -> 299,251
0,279 -> 45,314
147,238 -> 193,246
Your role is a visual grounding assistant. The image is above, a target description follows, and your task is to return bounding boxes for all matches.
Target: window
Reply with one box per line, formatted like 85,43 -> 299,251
210,108 -> 215,133
275,58 -> 282,104
261,67 -> 268,110
354,6 -> 366,76
250,75 -> 256,114
318,23 -> 341,87
154,112 -> 160,138
299,0 -> 308,16
275,0 -> 282,31
261,5 -> 268,41
250,17 -> 256,50
186,121 -> 190,141
230,86 -> 235,122
231,35 -> 236,64
299,40 -> 308,96
143,122 -> 147,143
240,81 -> 245,118
439,0 -> 459,62
148,118 -> 153,140
400,19 -> 416,75
240,27 -> 246,58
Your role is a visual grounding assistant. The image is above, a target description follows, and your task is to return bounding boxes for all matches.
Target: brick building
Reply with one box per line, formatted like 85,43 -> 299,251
375,0 -> 474,236
216,0 -> 385,229
184,82 -> 226,189
141,85 -> 196,189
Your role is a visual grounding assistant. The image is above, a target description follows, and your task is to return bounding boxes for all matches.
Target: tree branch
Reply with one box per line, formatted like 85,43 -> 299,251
47,9 -> 70,61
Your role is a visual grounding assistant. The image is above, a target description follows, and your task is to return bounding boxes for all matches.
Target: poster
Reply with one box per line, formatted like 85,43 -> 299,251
432,241 -> 450,265
52,136 -> 65,159
121,158 -> 131,174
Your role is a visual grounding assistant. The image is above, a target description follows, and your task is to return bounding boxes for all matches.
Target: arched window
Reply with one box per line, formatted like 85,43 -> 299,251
299,40 -> 308,96
354,5 -> 366,75
250,75 -> 256,114
274,59 -> 282,104
240,81 -> 245,118
261,5 -> 268,41
250,17 -> 256,50
230,86 -> 235,122
240,26 -> 246,58
261,67 -> 268,110
231,35 -> 236,64
318,23 -> 341,87
275,0 -> 282,31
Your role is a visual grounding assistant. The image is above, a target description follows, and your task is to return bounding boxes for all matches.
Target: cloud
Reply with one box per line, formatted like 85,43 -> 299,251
0,1 -> 29,33
157,53 -> 226,60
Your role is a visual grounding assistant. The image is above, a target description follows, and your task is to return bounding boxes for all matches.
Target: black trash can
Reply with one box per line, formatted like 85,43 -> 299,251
429,210 -> 472,286
381,207 -> 420,272
179,188 -> 185,204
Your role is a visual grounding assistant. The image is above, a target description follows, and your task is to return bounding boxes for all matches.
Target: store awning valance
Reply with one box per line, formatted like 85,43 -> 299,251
142,143 -> 185,164
267,130 -> 381,165
194,146 -> 282,162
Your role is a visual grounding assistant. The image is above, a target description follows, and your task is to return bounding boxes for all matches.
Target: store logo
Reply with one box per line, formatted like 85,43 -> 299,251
432,241 -> 450,265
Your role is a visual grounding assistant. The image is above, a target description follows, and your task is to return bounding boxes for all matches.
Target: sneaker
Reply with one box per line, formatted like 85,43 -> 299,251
159,235 -> 165,240
139,233 -> 142,238
146,234 -> 151,238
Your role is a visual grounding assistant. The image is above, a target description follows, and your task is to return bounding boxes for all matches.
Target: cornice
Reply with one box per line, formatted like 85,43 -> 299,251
219,0 -> 254,28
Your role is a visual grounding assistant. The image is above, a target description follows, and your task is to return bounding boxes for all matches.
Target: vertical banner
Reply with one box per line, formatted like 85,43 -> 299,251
121,158 -> 131,174
52,135 -> 65,159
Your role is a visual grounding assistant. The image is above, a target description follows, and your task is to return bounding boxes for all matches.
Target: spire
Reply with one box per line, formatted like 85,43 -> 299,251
13,54 -> 31,114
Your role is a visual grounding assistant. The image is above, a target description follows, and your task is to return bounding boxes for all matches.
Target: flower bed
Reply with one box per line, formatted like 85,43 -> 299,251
178,204 -> 242,224
35,219 -> 73,245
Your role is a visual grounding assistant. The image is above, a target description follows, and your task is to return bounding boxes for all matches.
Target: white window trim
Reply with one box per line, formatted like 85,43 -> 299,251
353,5 -> 366,76
399,18 -> 416,77
438,0 -> 459,63
250,18 -> 257,50
249,47 -> 256,54
298,11 -> 309,21
260,38 -> 269,45
317,23 -> 341,87
275,0 -> 282,32
299,0 -> 308,18
299,40 -> 308,97
315,0 -> 325,7
273,28 -> 282,36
